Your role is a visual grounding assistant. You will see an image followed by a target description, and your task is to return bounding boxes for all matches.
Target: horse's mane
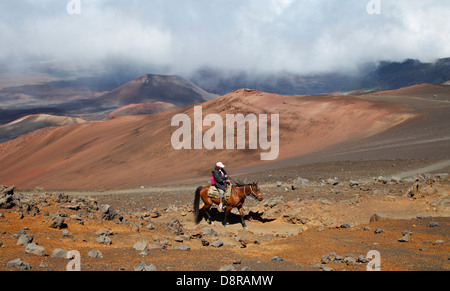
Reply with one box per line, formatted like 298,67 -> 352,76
232,179 -> 247,187
233,180 -> 253,188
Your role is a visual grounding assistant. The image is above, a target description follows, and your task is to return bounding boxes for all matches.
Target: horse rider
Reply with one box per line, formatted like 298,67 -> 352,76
211,162 -> 230,212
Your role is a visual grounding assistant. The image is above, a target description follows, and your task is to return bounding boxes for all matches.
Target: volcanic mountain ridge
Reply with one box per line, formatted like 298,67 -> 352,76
0,88 -> 417,190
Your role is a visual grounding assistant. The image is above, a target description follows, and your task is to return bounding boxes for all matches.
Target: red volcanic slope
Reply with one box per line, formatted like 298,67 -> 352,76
0,114 -> 88,143
365,84 -> 450,98
108,102 -> 178,118
0,89 -> 414,190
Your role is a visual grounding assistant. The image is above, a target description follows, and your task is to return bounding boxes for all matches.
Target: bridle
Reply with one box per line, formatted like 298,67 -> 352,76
243,184 -> 260,199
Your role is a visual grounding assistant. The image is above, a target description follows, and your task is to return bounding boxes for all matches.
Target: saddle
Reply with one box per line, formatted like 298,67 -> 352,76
208,186 -> 232,200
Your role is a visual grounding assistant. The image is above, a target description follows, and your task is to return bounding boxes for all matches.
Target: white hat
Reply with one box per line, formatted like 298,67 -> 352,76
216,162 -> 225,168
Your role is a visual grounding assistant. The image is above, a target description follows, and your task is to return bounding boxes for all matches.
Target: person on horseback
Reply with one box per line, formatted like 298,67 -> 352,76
211,162 -> 230,212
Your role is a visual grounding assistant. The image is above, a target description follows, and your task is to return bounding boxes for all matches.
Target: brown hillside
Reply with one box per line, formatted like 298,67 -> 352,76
0,89 -> 414,190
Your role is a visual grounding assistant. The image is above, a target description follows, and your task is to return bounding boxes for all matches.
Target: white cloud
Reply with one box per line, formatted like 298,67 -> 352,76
0,0 -> 449,76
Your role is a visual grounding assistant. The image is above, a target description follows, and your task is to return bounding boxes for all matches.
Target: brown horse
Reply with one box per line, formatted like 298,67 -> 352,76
194,182 -> 263,228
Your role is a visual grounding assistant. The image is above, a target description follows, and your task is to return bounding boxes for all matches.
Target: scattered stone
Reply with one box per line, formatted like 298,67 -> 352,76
428,222 -> 440,227
51,248 -> 68,258
95,229 -> 113,236
315,264 -> 333,271
357,255 -> 369,263
6,258 -> 31,270
48,215 -> 65,229
146,223 -> 155,230
220,265 -> 236,271
349,181 -> 359,187
133,261 -> 157,271
271,256 -> 284,262
320,198 -> 332,205
321,252 -> 337,264
97,236 -> 112,245
62,230 -> 73,238
0,186 -> 16,209
69,214 -> 83,222
391,176 -> 402,183
432,240 -> 444,245
17,234 -> 33,246
64,204 -> 80,211
402,230 -> 413,236
87,249 -> 103,258
370,213 -> 390,222
133,241 -> 148,251
212,239 -> 224,248
374,228 -> 385,234
147,243 -> 166,250
13,229 -> 26,238
344,256 -> 358,266
165,218 -> 184,235
326,178 -> 339,186
203,227 -> 217,237
340,223 -> 351,228
39,261 -> 50,269
101,205 -> 123,222
174,244 -> 191,251
174,236 -> 184,242
25,243 -> 45,256
377,176 -> 388,184
398,235 -> 410,243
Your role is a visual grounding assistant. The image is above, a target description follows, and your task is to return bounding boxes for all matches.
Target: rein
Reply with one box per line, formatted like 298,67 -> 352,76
228,177 -> 259,198
240,184 -> 255,197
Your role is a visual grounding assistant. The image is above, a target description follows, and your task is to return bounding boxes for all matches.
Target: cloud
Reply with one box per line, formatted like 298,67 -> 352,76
1,0 -> 449,76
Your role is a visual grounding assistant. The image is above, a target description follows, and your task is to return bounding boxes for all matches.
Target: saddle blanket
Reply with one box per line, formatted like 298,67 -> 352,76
208,186 -> 232,200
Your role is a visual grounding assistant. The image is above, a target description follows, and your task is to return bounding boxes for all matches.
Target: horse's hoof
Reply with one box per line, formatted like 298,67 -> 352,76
243,226 -> 249,230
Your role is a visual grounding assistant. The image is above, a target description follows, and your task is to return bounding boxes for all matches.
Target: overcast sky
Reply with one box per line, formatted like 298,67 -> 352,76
1,0 -> 449,77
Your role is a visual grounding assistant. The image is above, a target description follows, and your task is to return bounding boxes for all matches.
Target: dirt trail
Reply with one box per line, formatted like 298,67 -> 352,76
393,160 -> 450,179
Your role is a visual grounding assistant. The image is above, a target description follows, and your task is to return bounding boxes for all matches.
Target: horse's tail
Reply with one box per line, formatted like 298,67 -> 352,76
194,186 -> 203,224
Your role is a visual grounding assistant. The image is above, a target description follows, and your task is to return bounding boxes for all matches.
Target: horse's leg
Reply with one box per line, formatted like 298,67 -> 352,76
223,205 -> 232,226
202,203 -> 213,224
238,206 -> 247,229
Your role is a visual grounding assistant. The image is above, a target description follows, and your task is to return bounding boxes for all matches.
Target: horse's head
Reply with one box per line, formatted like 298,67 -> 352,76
249,182 -> 263,201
